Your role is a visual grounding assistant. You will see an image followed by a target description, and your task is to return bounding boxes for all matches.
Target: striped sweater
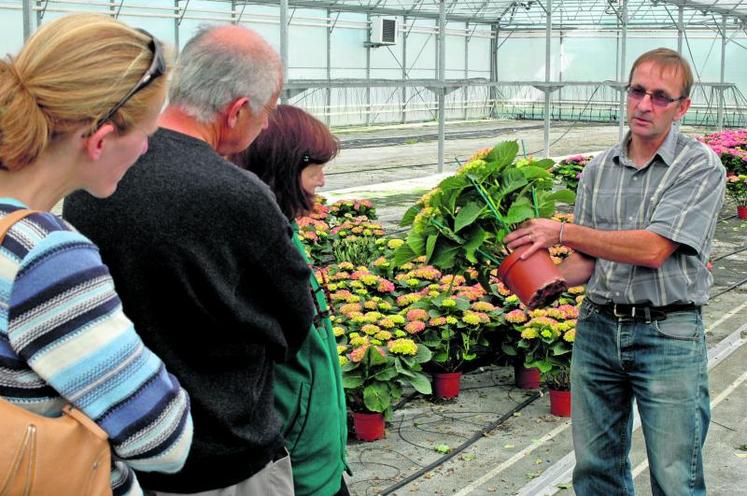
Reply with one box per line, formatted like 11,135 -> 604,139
0,198 -> 193,496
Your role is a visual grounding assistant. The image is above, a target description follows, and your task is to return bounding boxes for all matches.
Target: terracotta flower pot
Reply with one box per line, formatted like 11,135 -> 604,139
737,205 -> 747,220
514,363 -> 541,389
353,412 -> 385,442
549,389 -> 571,417
432,372 -> 462,400
497,246 -> 567,309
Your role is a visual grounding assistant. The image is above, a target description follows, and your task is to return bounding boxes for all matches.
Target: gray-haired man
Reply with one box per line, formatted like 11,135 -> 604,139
504,48 -> 724,494
64,25 -> 313,495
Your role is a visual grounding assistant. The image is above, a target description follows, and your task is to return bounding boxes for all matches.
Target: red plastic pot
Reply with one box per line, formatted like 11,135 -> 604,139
514,364 -> 541,389
738,205 -> 747,220
432,372 -> 462,399
497,246 -> 567,309
549,389 -> 571,417
353,412 -> 385,442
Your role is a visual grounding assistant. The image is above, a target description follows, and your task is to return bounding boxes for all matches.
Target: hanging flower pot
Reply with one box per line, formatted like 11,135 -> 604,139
549,389 -> 571,417
514,363 -> 541,389
353,412 -> 385,442
432,372 -> 462,400
737,205 -> 747,220
497,245 -> 566,309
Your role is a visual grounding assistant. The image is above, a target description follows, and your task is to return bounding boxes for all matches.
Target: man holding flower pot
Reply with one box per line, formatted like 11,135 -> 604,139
504,48 -> 725,495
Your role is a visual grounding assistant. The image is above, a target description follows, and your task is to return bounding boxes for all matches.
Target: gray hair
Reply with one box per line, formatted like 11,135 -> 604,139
169,24 -> 280,123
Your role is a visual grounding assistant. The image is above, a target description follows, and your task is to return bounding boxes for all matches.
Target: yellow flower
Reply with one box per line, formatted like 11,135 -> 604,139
378,302 -> 392,311
471,301 -> 496,312
337,345 -> 348,354
387,239 -> 405,250
349,335 -> 369,347
361,324 -> 381,335
568,286 -> 585,295
521,328 -> 539,339
442,298 -> 456,308
333,326 -> 345,337
387,338 -> 418,355
505,309 -> 528,324
363,300 -> 378,310
445,316 -> 458,325
339,356 -> 349,366
564,329 -> 576,342
389,314 -> 406,325
462,312 -> 482,326
374,330 -> 392,341
378,318 -> 395,329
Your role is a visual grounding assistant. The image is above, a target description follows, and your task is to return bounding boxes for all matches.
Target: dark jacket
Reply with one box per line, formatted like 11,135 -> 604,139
63,128 -> 314,493
273,224 -> 349,496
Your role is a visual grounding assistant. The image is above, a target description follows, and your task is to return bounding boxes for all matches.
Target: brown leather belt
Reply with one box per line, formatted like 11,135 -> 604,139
593,301 -> 700,322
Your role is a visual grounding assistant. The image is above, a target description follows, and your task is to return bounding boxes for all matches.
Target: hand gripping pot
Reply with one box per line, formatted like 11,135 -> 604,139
0,210 -> 112,496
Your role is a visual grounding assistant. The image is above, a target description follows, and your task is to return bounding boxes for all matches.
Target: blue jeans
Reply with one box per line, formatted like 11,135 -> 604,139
571,301 -> 710,496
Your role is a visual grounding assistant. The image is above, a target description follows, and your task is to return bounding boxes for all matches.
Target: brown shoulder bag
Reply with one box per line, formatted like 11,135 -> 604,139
0,209 -> 112,496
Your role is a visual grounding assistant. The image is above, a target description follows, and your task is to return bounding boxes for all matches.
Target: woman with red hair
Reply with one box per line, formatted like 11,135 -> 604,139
229,105 -> 349,496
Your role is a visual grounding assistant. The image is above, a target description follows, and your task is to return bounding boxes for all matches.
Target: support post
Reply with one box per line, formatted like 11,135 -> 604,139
401,16 -> 408,124
366,13 -> 371,127
677,5 -> 684,54
489,23 -> 499,118
718,15 -> 727,130
437,0 -> 446,172
326,8 -> 332,125
543,0 -> 552,158
22,0 -> 34,40
464,22 -> 469,121
618,0 -> 628,143
280,0 -> 289,104
174,0 -> 180,52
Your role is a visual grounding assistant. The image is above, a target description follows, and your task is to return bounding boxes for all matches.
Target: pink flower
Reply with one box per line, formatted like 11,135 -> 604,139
404,321 -> 426,334
406,309 -> 428,322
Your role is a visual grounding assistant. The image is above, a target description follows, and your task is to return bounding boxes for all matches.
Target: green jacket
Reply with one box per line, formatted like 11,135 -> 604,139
274,223 -> 349,496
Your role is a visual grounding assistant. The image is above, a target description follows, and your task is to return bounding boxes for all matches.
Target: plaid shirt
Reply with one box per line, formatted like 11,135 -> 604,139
574,127 -> 725,306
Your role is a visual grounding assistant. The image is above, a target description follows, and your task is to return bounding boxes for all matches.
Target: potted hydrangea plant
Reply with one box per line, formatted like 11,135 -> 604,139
393,140 -> 575,309
726,174 -> 747,219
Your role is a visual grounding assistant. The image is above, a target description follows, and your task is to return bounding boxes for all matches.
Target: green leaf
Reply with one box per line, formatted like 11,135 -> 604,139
519,165 -> 553,181
414,344 -> 433,363
503,203 -> 536,225
363,382 -> 391,413
407,229 -> 427,255
408,372 -> 433,394
400,204 -> 422,227
435,444 -> 451,454
391,243 -> 417,267
433,352 -> 448,363
544,189 -> 576,205
365,346 -> 388,367
430,243 -> 460,270
343,374 -> 363,389
532,158 -> 556,170
454,202 -> 485,233
501,168 -> 529,195
463,227 -> 488,264
455,297 -> 471,311
486,141 -> 519,166
374,367 -> 398,381
425,234 -> 438,262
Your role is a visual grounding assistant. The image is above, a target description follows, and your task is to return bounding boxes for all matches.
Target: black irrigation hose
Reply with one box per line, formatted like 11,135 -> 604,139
710,276 -> 747,300
712,245 -> 747,263
377,391 -> 542,496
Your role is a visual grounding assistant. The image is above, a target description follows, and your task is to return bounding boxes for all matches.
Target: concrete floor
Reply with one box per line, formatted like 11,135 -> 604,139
322,119 -> 747,496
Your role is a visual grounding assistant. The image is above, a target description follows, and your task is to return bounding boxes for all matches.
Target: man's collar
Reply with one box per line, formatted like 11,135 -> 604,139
613,126 -> 678,168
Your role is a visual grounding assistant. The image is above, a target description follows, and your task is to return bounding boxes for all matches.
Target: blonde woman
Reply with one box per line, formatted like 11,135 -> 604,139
0,14 -> 192,495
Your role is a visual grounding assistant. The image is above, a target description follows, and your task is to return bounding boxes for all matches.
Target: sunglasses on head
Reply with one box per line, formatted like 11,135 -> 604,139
626,84 -> 685,108
93,28 -> 166,131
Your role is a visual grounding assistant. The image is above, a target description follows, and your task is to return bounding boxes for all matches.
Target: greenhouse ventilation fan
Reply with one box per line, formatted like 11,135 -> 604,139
369,17 -> 398,46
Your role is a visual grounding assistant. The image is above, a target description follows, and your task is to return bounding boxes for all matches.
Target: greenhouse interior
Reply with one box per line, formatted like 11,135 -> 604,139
1,1 -> 746,495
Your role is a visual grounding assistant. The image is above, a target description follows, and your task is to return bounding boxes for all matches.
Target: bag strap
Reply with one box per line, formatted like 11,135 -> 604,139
0,209 -> 40,244
0,208 -> 109,441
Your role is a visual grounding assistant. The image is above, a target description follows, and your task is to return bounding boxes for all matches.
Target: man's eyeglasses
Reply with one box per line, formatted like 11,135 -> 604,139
626,84 -> 685,108
93,29 -> 166,131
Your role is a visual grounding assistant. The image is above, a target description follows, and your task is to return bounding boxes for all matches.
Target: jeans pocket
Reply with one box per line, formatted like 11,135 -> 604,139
653,311 -> 702,341
577,300 -> 596,321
